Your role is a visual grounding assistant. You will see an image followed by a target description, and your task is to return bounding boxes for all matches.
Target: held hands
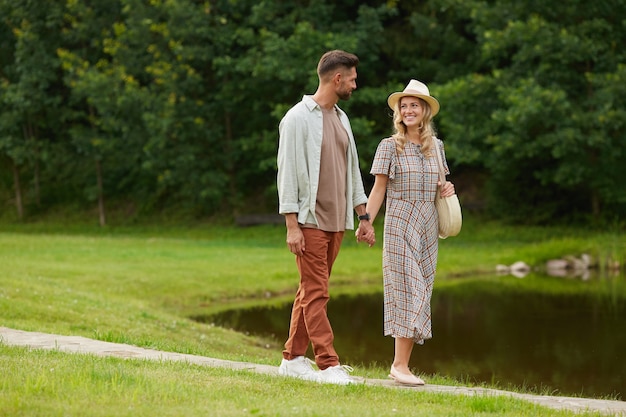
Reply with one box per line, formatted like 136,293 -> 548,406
355,221 -> 376,247
438,180 -> 456,198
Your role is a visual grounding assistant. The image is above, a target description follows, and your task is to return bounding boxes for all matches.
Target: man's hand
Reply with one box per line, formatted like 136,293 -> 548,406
355,222 -> 375,247
284,213 -> 305,256
286,226 -> 306,256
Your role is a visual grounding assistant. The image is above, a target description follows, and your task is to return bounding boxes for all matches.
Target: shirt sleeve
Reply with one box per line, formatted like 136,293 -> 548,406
370,138 -> 396,180
277,110 -> 301,214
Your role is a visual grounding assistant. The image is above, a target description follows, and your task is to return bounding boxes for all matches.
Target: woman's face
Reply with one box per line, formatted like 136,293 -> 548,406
399,96 -> 424,128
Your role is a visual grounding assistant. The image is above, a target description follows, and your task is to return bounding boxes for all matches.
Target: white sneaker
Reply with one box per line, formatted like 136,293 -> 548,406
318,364 -> 356,385
278,356 -> 320,382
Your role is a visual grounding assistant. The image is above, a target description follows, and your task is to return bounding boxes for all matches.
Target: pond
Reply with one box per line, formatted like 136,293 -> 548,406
196,273 -> 625,399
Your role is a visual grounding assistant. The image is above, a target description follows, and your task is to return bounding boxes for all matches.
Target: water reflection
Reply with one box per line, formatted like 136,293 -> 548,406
198,274 -> 625,399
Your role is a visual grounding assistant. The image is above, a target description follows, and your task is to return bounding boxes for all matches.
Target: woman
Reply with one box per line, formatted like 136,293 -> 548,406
362,79 -> 456,385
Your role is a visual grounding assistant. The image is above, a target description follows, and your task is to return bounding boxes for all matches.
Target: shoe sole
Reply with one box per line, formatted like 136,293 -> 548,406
388,374 -> 425,386
279,369 -> 320,382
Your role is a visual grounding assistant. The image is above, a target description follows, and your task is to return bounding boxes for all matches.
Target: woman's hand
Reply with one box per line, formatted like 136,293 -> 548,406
438,180 -> 456,198
355,225 -> 376,247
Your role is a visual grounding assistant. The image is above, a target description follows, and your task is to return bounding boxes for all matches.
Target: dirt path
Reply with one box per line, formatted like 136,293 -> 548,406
1,327 -> 624,416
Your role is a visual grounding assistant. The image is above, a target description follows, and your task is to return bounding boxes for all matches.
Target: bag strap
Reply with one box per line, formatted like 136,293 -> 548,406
432,137 -> 446,185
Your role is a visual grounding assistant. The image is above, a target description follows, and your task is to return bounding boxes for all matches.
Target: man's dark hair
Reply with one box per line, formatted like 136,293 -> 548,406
317,50 -> 359,79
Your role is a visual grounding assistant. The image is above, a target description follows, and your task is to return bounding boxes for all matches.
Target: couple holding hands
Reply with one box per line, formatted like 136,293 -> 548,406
276,50 -> 456,386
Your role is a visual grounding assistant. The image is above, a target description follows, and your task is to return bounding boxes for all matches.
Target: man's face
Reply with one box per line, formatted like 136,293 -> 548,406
336,67 -> 357,101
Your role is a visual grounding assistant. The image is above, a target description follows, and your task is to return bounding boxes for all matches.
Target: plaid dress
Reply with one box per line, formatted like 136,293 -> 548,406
370,137 -> 448,344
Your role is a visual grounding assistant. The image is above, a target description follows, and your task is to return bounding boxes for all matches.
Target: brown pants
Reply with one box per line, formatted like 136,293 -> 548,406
282,228 -> 344,370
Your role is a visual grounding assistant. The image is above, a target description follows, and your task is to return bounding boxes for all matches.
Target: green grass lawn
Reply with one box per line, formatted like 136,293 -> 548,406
0,215 -> 623,416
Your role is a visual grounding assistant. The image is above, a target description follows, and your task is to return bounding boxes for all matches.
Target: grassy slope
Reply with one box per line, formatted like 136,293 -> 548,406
0,215 -> 622,416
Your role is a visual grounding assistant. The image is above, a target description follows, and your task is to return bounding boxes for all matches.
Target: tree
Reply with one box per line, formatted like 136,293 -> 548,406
436,0 -> 626,223
0,0 -> 623,226
0,0 -> 65,219
59,0 -> 140,225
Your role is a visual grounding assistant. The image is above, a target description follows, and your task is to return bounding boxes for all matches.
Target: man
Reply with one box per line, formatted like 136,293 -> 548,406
276,50 -> 374,385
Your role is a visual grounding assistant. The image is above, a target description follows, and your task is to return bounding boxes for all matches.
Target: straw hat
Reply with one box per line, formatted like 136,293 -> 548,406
387,79 -> 440,116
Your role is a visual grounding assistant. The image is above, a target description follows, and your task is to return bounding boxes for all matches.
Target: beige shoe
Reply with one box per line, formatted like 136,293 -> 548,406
389,365 -> 425,386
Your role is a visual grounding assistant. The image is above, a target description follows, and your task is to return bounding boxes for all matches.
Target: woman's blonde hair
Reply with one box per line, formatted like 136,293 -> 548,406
391,97 -> 437,157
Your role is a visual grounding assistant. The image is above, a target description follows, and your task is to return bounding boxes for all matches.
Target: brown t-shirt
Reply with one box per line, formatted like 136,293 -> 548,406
315,107 -> 348,232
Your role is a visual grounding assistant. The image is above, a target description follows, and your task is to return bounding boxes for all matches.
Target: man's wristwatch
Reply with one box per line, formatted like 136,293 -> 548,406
358,213 -> 370,221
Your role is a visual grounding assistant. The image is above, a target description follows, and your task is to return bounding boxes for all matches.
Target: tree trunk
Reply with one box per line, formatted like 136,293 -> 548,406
224,110 -> 237,215
591,189 -> 600,217
33,157 -> 41,207
23,122 -> 41,206
89,105 -> 106,227
96,158 -> 106,227
12,160 -> 24,220
588,146 -> 600,217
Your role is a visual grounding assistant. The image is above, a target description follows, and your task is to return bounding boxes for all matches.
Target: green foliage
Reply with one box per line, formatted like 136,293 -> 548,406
0,0 -> 624,225
437,0 -> 626,224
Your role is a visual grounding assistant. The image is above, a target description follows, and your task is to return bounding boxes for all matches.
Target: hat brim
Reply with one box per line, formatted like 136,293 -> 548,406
387,92 -> 440,117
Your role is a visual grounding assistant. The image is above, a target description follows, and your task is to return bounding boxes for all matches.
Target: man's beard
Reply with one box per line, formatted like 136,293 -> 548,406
337,88 -> 353,101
